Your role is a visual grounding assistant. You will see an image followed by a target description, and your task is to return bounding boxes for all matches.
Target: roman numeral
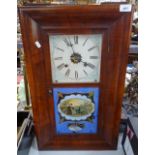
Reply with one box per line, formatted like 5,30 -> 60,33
54,57 -> 63,60
83,38 -> 88,46
88,46 -> 98,52
83,70 -> 88,76
89,56 -> 98,59
57,63 -> 65,70
87,63 -> 95,69
56,47 -> 64,52
75,71 -> 78,80
74,35 -> 78,44
64,38 -> 72,47
65,69 -> 70,77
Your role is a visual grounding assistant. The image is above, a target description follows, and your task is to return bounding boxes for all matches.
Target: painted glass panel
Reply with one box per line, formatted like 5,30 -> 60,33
53,87 -> 100,134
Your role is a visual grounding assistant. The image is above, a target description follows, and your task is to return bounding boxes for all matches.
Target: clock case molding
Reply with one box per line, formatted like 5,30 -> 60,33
18,4 -> 134,150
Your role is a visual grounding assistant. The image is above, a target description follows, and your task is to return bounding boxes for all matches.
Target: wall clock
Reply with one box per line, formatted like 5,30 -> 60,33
19,4 -> 134,150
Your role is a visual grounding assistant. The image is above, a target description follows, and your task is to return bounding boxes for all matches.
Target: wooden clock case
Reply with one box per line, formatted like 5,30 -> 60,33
18,4 -> 134,150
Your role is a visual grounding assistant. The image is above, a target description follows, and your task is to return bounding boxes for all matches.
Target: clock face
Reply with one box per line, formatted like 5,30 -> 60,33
49,34 -> 102,83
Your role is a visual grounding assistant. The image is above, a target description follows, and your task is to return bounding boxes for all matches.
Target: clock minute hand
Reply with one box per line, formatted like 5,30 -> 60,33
81,60 -> 95,69
68,37 -> 75,53
71,44 -> 75,53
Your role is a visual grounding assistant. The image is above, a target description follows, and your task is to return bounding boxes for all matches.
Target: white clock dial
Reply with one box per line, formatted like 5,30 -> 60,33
49,34 -> 102,83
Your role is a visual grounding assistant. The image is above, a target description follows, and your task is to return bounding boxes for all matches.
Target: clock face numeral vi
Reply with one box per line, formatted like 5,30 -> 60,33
75,71 -> 78,80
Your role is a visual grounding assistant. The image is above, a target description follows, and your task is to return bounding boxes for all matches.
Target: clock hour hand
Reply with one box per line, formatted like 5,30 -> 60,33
71,44 -> 75,54
81,60 -> 95,69
57,63 -> 69,70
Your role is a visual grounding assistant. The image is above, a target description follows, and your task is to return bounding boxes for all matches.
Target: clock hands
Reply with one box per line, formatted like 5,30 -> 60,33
57,63 -> 69,70
64,36 -> 78,54
61,36 -> 97,80
81,60 -> 95,69
68,37 -> 76,54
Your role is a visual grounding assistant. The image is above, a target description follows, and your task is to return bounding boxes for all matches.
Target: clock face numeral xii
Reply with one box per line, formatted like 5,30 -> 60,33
74,35 -> 78,44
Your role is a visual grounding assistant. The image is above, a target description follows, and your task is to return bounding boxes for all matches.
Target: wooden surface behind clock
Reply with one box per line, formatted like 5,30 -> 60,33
19,4 -> 134,150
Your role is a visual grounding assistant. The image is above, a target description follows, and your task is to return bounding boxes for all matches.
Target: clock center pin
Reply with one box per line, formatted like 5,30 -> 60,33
70,53 -> 82,64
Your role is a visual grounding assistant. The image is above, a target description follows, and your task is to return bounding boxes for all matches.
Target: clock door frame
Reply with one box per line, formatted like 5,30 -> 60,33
19,4 -> 134,150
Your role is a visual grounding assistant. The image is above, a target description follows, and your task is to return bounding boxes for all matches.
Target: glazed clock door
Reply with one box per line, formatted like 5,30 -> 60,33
19,4 -> 133,150
48,33 -> 103,136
